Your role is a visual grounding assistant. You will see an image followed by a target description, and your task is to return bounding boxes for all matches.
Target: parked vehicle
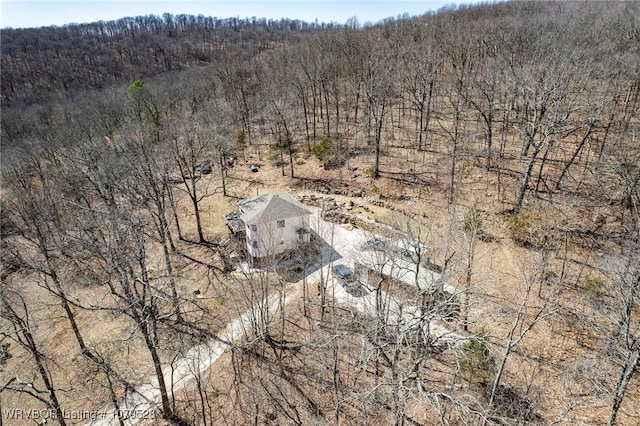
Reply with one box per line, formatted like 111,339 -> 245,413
360,236 -> 390,251
332,264 -> 352,282
392,238 -> 429,263
332,264 -> 368,296
200,160 -> 212,174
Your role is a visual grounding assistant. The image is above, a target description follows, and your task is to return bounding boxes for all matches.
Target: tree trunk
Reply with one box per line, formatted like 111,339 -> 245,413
449,106 -> 461,205
484,111 -> 493,171
514,142 -> 543,214
218,154 -> 227,197
166,184 -> 183,243
374,118 -> 383,178
140,311 -> 174,419
608,349 -> 639,425
288,146 -> 295,178
185,173 -> 205,243
417,103 -> 424,151
423,81 -> 434,150
534,141 -> 552,197
556,122 -> 595,190
33,346 -> 67,426
302,91 -> 311,151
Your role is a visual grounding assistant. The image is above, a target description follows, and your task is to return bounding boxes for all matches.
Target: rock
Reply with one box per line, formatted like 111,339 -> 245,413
593,213 -> 606,224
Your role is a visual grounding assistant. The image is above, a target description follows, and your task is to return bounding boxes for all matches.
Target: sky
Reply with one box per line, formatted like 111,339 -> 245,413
0,0 -> 465,29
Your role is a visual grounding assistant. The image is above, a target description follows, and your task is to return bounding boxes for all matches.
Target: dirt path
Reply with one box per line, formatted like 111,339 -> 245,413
87,275 -> 317,426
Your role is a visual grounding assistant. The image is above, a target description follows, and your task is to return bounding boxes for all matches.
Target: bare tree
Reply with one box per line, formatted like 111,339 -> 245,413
461,204 -> 481,332
169,116 -> 218,243
487,253 -> 559,416
360,29 -> 399,179
0,286 -> 67,426
605,249 -> 640,425
509,65 -> 577,213
99,212 -> 185,423
404,43 -> 441,152
604,124 -> 640,425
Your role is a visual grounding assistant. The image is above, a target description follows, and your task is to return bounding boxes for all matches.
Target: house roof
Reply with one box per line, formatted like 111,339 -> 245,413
223,212 -> 244,234
238,192 -> 312,225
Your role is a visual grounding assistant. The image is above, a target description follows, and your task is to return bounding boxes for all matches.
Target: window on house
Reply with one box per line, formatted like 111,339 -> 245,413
251,224 -> 257,232
277,220 -> 285,228
252,241 -> 258,249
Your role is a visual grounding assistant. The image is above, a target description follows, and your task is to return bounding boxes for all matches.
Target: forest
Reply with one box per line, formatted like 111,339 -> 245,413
1,1 -> 639,425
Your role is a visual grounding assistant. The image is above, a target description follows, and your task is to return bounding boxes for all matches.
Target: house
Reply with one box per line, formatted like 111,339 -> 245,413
225,192 -> 312,262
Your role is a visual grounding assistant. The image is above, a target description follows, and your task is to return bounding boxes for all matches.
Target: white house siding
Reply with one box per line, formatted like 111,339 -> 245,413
246,215 -> 310,258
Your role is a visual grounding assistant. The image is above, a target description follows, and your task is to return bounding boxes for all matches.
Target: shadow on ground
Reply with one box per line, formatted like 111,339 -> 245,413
276,230 -> 342,283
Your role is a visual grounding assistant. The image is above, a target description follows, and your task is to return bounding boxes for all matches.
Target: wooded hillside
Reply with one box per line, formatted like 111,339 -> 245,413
1,14 -> 327,107
1,1 -> 639,425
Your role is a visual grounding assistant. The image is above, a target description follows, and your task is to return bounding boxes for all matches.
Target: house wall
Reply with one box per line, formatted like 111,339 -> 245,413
245,215 -> 310,258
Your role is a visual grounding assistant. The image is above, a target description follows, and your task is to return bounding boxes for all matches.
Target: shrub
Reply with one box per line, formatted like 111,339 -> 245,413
464,205 -> 482,233
457,329 -> 495,384
313,134 -> 347,169
506,211 -> 541,246
236,130 -> 246,152
584,277 -> 606,298
363,166 -> 377,178
312,134 -> 332,161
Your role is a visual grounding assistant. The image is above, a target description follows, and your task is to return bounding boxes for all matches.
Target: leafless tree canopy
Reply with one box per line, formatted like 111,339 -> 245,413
1,1 -> 639,425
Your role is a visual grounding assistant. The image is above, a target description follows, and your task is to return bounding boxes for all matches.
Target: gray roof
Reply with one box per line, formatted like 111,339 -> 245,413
239,193 -> 311,225
224,212 -> 244,234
